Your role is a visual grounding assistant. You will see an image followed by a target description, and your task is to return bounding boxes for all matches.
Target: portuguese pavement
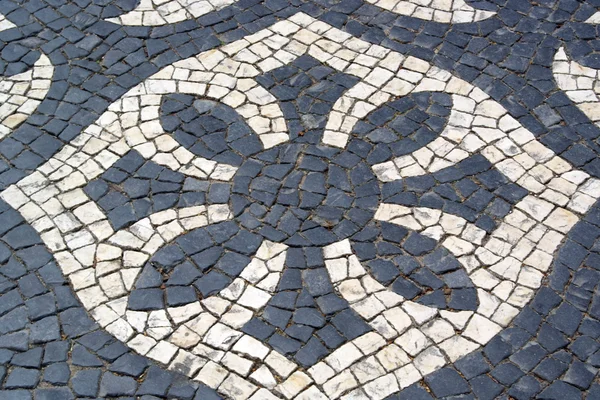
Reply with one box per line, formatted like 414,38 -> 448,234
1,0 -> 600,398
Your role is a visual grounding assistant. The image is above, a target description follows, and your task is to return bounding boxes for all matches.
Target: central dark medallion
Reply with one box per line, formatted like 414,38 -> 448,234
105,55 -> 488,367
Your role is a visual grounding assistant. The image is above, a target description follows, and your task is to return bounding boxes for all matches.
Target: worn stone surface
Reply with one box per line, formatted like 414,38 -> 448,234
0,0 -> 600,398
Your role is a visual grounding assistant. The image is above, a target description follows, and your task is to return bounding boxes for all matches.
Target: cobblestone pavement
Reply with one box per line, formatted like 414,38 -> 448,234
2,0 -> 600,399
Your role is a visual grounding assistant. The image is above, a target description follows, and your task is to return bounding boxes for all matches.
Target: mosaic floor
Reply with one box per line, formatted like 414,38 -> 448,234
1,0 -> 600,399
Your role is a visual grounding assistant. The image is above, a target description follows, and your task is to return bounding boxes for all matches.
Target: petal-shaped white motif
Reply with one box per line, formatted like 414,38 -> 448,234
2,13 -> 597,400
0,53 -> 53,139
365,0 -> 495,23
105,0 -> 237,25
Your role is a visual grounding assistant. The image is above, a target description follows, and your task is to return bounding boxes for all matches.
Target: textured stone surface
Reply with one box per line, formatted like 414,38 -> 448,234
0,0 -> 600,398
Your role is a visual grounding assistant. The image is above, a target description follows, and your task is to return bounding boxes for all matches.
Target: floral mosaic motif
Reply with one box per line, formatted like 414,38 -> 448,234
1,12 -> 599,400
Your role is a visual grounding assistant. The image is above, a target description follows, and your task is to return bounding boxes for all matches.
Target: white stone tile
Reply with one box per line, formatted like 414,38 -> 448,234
463,314 -> 503,345
413,346 -> 446,376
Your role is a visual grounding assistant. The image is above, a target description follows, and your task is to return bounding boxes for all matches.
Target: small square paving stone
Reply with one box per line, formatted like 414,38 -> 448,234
534,357 -> 569,381
490,363 -> 525,386
71,370 -> 102,398
33,388 -> 74,400
484,337 -> 513,365
99,372 -> 138,397
109,353 -> 149,377
470,375 -> 504,400
71,345 -> 103,367
424,368 -> 469,397
5,368 -> 40,389
509,342 -> 547,371
563,361 -> 598,389
455,352 -> 491,379
137,366 -> 174,396
507,375 -> 542,399
43,363 -> 70,385
11,351 -> 41,372
539,381 -> 582,399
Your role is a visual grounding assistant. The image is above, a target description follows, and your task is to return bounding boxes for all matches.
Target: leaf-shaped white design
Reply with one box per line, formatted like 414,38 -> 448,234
105,0 -> 237,25
0,53 -> 53,139
364,0 -> 495,23
2,14 -> 597,400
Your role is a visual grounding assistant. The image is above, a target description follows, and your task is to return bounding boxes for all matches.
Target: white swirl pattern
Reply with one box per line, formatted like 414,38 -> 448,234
1,14 -> 597,400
